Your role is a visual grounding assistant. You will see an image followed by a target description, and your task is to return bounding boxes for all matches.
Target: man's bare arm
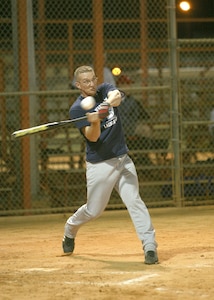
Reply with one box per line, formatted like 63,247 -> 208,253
82,112 -> 101,142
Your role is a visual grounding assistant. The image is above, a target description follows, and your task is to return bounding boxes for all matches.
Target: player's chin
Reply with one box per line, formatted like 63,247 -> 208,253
87,88 -> 96,96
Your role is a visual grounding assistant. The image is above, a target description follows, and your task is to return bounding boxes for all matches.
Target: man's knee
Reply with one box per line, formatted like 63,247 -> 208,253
85,206 -> 103,219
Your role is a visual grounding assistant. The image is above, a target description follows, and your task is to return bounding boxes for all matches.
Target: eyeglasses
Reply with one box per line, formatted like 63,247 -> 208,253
79,77 -> 98,86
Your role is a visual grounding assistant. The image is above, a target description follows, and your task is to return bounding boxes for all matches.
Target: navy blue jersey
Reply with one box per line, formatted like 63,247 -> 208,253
69,83 -> 128,163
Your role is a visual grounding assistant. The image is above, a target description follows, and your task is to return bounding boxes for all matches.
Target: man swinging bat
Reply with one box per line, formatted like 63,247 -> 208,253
62,65 -> 158,264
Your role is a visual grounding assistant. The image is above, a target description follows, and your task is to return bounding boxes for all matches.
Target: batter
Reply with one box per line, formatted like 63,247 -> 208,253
63,65 -> 158,264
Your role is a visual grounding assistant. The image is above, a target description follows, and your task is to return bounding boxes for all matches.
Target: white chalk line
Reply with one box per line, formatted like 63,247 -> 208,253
14,268 -> 212,297
47,273 -> 159,287
118,273 -> 159,285
186,263 -> 213,268
20,268 -> 60,272
20,268 -> 159,286
19,268 -> 155,276
19,261 -> 213,276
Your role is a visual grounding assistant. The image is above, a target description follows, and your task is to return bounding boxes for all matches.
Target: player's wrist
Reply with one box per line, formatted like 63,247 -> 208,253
102,101 -> 111,107
86,112 -> 101,123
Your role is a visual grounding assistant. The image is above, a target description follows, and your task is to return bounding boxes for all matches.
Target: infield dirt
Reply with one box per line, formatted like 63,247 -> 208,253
0,206 -> 213,300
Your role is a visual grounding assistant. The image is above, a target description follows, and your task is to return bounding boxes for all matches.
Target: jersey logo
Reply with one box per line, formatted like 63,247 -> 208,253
103,107 -> 117,129
107,107 -> 114,119
95,100 -> 117,129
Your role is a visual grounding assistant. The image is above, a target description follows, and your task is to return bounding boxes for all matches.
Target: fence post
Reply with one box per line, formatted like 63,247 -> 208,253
27,0 -> 39,201
168,0 -> 182,206
0,60 -> 7,162
93,0 -> 104,83
17,0 -> 31,210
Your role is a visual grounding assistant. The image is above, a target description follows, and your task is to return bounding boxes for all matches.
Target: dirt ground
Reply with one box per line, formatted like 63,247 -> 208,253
0,206 -> 213,300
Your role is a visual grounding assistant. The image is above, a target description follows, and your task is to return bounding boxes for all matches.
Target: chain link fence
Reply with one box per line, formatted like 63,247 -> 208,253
179,39 -> 214,205
0,0 -> 214,215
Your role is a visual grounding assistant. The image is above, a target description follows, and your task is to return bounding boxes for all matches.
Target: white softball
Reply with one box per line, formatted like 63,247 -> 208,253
81,96 -> 96,110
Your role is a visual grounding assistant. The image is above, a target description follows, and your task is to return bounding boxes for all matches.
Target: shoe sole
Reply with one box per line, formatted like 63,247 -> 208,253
58,252 -> 73,257
144,259 -> 159,265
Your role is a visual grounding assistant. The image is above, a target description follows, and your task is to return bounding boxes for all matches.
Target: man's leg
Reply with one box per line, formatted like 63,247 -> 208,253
63,157 -> 122,252
115,155 -> 158,263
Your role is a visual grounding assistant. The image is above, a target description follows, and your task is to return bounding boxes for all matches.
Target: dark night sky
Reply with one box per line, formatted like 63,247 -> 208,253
177,0 -> 214,38
193,0 -> 213,18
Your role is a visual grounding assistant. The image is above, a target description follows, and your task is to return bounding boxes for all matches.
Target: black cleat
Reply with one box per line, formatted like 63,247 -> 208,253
62,236 -> 75,255
144,251 -> 159,265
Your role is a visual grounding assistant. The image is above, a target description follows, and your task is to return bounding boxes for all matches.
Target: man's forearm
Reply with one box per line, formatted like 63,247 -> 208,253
83,113 -> 101,142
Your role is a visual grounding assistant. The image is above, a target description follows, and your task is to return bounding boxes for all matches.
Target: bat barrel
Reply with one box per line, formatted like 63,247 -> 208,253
11,115 -> 87,139
11,124 -> 51,139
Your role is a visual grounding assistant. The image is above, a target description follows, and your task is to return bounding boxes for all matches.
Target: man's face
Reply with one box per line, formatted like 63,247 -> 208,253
75,71 -> 98,97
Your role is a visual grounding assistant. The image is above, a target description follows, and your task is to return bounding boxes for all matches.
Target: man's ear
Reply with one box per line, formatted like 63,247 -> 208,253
75,81 -> 80,89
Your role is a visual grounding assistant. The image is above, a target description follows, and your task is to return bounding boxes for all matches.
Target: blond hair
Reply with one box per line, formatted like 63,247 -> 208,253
74,65 -> 94,81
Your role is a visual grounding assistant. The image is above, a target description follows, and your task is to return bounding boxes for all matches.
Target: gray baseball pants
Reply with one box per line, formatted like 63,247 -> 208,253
64,154 -> 157,253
